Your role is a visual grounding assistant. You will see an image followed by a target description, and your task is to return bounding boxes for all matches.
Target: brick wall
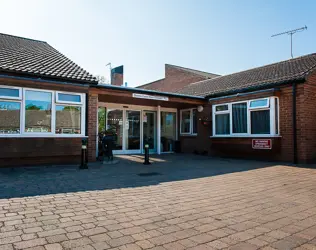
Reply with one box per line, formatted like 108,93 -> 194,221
87,93 -> 98,162
140,65 -> 206,92
179,85 -> 307,163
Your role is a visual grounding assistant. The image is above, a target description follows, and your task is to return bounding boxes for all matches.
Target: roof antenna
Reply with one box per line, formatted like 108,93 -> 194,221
271,26 -> 307,59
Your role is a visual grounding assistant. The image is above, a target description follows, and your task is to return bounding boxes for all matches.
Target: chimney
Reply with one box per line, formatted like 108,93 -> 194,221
111,65 -> 124,86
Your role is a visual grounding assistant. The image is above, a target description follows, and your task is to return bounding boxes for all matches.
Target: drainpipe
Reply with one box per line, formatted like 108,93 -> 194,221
292,83 -> 298,164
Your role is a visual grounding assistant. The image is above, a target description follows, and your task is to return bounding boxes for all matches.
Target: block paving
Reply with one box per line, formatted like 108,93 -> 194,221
0,155 -> 316,249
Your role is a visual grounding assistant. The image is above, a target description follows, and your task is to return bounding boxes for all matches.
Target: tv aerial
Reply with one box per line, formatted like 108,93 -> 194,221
271,26 -> 307,58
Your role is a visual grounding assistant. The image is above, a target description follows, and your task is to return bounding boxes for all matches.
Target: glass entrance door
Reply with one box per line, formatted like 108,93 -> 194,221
125,110 -> 141,153
143,111 -> 157,153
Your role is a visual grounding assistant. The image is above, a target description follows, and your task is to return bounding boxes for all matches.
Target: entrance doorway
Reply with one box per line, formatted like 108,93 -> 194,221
97,104 -> 177,156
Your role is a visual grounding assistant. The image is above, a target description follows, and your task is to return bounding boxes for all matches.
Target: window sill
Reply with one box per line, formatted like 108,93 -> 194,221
180,134 -> 198,137
210,135 -> 281,138
0,135 -> 88,138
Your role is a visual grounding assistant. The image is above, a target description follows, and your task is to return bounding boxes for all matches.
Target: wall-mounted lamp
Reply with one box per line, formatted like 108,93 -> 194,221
197,105 -> 204,112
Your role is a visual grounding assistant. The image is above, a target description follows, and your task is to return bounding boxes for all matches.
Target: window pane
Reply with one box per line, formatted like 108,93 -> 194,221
216,105 -> 228,112
232,103 -> 247,133
98,107 -> 106,133
161,112 -> 176,152
0,101 -> 20,134
0,88 -> 20,98
25,90 -> 52,133
192,109 -> 197,134
251,110 -> 270,134
215,114 -> 230,135
55,106 -> 81,134
250,99 -> 268,108
275,98 -> 279,134
58,93 -> 81,103
181,110 -> 191,133
107,109 -> 123,150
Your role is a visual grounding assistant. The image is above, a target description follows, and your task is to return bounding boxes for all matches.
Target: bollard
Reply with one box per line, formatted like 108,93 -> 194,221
143,144 -> 151,165
80,139 -> 88,169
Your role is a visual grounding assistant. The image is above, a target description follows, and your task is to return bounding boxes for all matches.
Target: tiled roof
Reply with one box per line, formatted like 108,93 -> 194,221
166,64 -> 220,79
0,33 -> 97,84
177,53 -> 316,97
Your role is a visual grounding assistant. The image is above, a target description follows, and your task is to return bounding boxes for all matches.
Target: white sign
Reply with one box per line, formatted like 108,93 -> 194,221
133,93 -> 169,101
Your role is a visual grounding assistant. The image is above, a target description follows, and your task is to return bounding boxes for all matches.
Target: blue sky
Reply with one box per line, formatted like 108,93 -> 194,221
1,0 -> 315,87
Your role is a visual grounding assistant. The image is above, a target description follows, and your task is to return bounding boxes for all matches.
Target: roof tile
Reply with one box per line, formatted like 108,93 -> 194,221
0,33 -> 97,84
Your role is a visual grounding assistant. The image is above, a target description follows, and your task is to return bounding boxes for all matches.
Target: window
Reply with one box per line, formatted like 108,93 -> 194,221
0,86 -> 85,137
56,106 -> 81,134
56,92 -> 82,104
25,90 -> 52,133
180,108 -> 198,135
232,103 -> 247,133
213,97 -> 279,137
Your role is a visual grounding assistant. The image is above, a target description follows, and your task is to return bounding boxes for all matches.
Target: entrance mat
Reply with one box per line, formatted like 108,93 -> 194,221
138,172 -> 162,177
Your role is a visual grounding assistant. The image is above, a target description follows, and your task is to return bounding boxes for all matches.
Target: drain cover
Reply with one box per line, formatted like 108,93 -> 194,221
138,172 -> 161,177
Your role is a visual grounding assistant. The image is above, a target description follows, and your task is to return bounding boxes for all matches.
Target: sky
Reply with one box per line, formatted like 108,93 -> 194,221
1,0 -> 315,87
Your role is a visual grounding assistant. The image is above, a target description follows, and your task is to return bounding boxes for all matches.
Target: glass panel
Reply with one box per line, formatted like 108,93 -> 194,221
161,112 -> 176,152
126,110 -> 141,150
250,99 -> 268,108
215,114 -> 230,135
0,88 -> 20,98
98,107 -> 106,133
275,98 -> 279,134
232,103 -> 247,133
55,106 -> 81,134
192,109 -> 197,134
25,90 -> 52,132
143,111 -> 156,151
107,109 -> 123,150
181,110 -> 191,133
0,101 -> 20,134
251,110 -> 270,134
58,93 -> 81,103
215,104 -> 228,112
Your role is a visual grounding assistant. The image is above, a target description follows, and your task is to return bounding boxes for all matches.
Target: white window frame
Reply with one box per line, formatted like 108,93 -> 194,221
56,91 -> 83,105
180,108 -> 197,136
212,97 -> 279,137
0,85 -> 22,100
0,86 -> 86,138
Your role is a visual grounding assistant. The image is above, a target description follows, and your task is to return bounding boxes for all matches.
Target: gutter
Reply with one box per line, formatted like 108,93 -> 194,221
93,84 -> 206,100
0,73 -> 93,87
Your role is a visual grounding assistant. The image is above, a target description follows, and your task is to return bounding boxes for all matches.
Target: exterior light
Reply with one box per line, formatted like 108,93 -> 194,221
197,105 -> 204,112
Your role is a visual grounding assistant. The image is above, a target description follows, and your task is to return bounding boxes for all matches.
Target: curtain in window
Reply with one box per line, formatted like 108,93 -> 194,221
232,103 -> 247,133
251,110 -> 270,134
215,114 -> 230,135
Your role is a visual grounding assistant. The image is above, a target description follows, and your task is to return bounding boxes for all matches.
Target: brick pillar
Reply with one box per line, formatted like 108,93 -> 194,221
88,93 -> 98,162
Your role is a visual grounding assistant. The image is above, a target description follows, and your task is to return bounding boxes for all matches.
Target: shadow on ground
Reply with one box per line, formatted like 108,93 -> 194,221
0,154 -> 278,199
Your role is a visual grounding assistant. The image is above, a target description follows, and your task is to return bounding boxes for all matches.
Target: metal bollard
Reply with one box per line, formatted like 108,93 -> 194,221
143,144 -> 151,165
80,139 -> 88,169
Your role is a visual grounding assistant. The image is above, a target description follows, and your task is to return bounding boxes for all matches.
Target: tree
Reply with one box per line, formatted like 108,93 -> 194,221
95,75 -> 109,84
26,104 -> 41,110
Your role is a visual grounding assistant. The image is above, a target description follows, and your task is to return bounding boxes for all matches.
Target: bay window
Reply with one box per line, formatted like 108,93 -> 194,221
0,85 -> 85,137
180,108 -> 198,135
213,97 -> 279,137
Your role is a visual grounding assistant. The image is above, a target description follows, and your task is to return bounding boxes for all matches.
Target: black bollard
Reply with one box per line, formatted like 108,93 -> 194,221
143,144 -> 151,165
80,139 -> 88,169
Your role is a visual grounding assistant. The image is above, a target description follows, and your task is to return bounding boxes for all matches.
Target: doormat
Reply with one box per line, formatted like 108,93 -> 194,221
138,172 -> 162,177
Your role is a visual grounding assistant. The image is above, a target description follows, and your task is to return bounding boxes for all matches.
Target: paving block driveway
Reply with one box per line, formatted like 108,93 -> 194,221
0,155 -> 316,250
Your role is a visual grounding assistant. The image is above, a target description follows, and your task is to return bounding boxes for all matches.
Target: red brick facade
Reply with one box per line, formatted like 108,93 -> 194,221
139,64 -> 207,92
179,79 -> 316,164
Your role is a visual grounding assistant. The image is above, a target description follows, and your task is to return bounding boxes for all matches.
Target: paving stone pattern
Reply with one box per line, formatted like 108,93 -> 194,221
0,155 -> 315,249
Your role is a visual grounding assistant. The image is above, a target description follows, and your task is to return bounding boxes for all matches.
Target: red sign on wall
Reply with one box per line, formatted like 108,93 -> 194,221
252,139 -> 272,150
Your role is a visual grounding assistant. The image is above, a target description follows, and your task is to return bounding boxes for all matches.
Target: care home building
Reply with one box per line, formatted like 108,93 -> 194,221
1,33 -> 316,166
